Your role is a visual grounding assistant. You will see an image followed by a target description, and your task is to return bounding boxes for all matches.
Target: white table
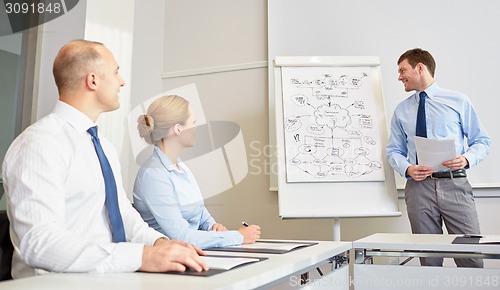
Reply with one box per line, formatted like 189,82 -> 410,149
353,233 -> 500,290
0,240 -> 350,290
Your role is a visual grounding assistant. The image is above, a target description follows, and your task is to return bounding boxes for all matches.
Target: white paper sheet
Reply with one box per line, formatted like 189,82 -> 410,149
478,236 -> 500,244
414,136 -> 457,171
202,256 -> 259,270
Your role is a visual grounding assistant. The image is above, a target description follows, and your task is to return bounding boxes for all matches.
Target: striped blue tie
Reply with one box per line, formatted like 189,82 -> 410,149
87,126 -> 126,242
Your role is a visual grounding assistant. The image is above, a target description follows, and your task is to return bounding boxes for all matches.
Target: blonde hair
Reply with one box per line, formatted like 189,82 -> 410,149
137,95 -> 189,144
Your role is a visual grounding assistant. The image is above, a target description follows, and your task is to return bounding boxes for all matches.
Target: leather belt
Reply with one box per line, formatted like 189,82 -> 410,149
430,169 -> 467,179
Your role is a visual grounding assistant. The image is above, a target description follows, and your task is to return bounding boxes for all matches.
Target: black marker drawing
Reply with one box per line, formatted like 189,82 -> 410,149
281,67 -> 385,182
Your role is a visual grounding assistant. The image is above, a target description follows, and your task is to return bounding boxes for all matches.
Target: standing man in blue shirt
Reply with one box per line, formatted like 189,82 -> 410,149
386,48 -> 490,267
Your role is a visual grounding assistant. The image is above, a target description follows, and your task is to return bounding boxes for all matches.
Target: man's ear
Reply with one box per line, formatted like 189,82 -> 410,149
85,73 -> 98,90
417,63 -> 426,74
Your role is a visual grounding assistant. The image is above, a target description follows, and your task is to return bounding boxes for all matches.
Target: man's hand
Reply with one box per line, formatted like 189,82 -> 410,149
406,165 -> 434,181
140,240 -> 208,273
442,155 -> 468,170
237,225 -> 261,244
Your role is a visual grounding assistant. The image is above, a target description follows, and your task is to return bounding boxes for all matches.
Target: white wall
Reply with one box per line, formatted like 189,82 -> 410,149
35,0 -> 87,120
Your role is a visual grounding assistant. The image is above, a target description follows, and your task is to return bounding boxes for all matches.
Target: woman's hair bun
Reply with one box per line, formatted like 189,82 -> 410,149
137,114 -> 155,144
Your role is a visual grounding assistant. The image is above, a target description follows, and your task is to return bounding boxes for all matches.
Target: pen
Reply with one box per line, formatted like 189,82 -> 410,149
242,222 -> 249,227
463,234 -> 482,238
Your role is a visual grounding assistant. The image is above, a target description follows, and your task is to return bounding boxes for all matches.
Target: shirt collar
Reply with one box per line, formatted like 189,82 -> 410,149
415,82 -> 439,103
153,146 -> 182,173
53,100 -> 97,133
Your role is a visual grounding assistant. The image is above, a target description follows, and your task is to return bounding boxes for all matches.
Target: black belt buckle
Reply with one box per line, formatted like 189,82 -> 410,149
431,169 -> 467,179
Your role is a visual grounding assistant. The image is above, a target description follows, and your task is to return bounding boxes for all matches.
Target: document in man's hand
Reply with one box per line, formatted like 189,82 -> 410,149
414,136 -> 456,171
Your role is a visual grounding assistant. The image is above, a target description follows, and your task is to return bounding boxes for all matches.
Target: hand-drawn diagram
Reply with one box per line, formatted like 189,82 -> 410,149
281,66 -> 385,182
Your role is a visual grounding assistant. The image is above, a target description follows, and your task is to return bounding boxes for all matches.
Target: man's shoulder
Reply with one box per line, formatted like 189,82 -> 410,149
6,113 -> 66,156
435,86 -> 468,99
2,113 -> 68,173
20,113 -> 65,138
434,87 -> 471,106
394,94 -> 415,111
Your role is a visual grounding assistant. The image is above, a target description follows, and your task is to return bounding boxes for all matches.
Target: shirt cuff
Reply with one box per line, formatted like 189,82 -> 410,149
229,230 -> 244,245
113,242 -> 145,272
145,231 -> 168,247
462,152 -> 474,168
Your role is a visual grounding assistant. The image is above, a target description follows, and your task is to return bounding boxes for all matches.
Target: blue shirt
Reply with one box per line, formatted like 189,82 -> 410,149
386,82 -> 491,177
133,146 -> 243,249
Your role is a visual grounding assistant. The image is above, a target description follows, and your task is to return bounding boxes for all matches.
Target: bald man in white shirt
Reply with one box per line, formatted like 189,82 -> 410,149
2,40 -> 207,278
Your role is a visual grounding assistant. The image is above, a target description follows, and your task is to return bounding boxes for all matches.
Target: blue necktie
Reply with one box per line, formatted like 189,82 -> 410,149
415,91 -> 427,165
416,91 -> 427,138
87,126 -> 126,242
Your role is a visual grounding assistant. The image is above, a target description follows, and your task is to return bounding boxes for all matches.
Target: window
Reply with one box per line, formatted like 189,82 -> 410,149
0,26 -> 39,198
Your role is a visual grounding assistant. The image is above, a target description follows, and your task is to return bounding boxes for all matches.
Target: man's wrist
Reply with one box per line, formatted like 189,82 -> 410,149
154,236 -> 169,246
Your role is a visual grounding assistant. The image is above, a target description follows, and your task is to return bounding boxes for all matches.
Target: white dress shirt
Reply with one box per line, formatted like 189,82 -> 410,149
2,101 -> 164,278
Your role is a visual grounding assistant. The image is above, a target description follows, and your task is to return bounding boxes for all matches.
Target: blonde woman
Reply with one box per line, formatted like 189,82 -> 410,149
133,95 -> 260,249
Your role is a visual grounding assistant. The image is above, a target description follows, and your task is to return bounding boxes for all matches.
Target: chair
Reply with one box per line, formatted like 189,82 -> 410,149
0,210 -> 13,280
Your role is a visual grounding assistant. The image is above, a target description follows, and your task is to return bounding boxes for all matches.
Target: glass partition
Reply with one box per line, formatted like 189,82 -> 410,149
0,27 -> 38,205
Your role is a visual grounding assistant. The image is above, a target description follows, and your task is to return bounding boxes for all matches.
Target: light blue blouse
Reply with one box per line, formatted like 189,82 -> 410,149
133,146 -> 243,249
386,82 -> 491,177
